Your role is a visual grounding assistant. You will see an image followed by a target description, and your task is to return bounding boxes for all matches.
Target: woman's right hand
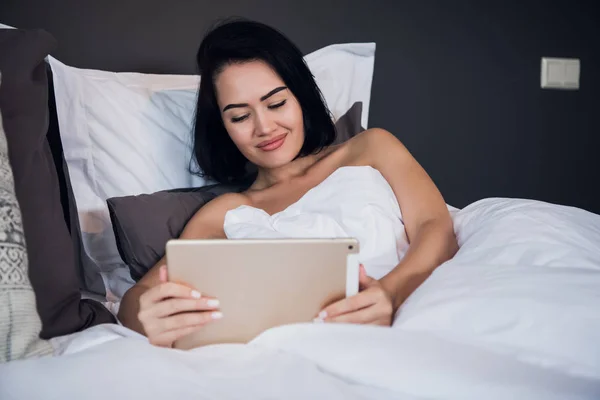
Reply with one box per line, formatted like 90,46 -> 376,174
137,265 -> 222,347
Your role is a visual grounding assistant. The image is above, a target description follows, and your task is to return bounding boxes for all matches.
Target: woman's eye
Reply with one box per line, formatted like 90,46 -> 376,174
268,100 -> 286,109
231,114 -> 249,123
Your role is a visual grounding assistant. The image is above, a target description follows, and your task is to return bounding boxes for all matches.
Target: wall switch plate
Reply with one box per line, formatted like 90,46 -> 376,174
541,57 -> 580,89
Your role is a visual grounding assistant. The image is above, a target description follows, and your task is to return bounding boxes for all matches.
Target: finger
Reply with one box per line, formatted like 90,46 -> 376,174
318,290 -> 377,320
327,305 -> 380,324
149,297 -> 220,319
149,323 -> 206,348
159,265 -> 168,283
142,282 -> 201,307
160,310 -> 223,332
359,264 -> 376,289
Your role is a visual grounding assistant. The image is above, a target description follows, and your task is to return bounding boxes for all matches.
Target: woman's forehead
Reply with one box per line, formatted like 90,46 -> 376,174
215,61 -> 285,103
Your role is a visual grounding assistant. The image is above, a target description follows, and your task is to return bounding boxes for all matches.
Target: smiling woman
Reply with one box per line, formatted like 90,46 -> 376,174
117,18 -> 458,348
214,61 -> 306,172
191,20 -> 337,186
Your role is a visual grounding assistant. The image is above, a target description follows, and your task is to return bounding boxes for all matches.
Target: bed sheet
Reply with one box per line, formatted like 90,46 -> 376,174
1,322 -> 598,400
1,198 -> 599,399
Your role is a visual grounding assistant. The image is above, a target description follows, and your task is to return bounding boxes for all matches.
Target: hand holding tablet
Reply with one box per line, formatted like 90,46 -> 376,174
165,238 -> 360,349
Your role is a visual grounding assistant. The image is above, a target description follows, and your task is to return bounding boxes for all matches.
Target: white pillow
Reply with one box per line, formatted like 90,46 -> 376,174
49,43 -> 376,299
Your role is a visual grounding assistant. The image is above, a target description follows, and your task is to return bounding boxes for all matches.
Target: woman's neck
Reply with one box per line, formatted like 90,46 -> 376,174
252,155 -> 318,190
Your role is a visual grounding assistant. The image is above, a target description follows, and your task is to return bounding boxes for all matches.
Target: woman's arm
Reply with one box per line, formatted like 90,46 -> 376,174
365,128 -> 458,310
118,192 -> 248,339
318,128 -> 458,323
380,218 -> 457,310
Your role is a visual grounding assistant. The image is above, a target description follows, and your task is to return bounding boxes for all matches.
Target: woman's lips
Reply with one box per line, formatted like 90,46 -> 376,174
257,133 -> 287,151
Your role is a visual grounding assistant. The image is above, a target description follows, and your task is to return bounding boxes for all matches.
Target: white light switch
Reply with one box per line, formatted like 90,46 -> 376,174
541,57 -> 580,89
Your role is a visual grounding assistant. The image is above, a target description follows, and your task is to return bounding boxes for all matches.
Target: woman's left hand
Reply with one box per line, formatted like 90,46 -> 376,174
315,264 -> 394,326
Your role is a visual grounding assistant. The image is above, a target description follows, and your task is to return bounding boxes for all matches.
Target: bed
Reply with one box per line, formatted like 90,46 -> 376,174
3,197 -> 600,399
1,23 -> 599,400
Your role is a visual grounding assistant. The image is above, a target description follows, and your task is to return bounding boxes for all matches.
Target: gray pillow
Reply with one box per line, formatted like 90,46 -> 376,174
107,184 -> 241,281
333,101 -> 365,144
0,74 -> 53,362
0,28 -> 115,339
107,102 -> 366,282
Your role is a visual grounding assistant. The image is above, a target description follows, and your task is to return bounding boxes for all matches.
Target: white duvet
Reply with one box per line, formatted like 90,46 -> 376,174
2,197 -> 600,399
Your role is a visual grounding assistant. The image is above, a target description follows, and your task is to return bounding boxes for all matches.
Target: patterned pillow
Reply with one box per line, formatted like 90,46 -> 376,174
0,74 -> 53,362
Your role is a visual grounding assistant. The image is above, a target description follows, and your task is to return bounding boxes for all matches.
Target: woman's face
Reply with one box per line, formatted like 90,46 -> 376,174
214,60 -> 304,169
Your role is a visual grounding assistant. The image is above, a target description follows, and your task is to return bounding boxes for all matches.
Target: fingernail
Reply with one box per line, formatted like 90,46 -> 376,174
318,310 -> 327,319
191,290 -> 201,299
313,317 -> 324,323
211,311 -> 223,319
206,299 -> 219,307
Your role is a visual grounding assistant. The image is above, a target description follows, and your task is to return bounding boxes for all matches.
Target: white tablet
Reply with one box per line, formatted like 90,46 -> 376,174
166,238 -> 360,349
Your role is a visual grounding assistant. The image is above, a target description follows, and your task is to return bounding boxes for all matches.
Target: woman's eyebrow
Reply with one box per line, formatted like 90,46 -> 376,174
260,86 -> 287,101
222,86 -> 288,112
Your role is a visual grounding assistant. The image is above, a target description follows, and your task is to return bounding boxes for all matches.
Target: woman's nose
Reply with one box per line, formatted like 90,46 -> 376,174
255,110 -> 277,135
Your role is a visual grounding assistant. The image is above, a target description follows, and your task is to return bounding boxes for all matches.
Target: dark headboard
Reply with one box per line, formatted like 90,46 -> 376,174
2,1 -> 599,213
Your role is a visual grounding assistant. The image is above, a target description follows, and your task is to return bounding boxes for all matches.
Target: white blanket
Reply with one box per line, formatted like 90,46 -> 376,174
2,198 -> 600,399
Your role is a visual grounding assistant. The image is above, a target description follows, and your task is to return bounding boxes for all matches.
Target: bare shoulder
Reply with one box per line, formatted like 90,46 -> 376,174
354,127 -> 401,146
345,128 -> 408,165
195,191 -> 251,219
209,191 -> 251,210
180,191 -> 250,239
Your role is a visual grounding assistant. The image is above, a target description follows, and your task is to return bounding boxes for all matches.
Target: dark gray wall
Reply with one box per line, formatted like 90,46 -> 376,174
2,0 -> 599,212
